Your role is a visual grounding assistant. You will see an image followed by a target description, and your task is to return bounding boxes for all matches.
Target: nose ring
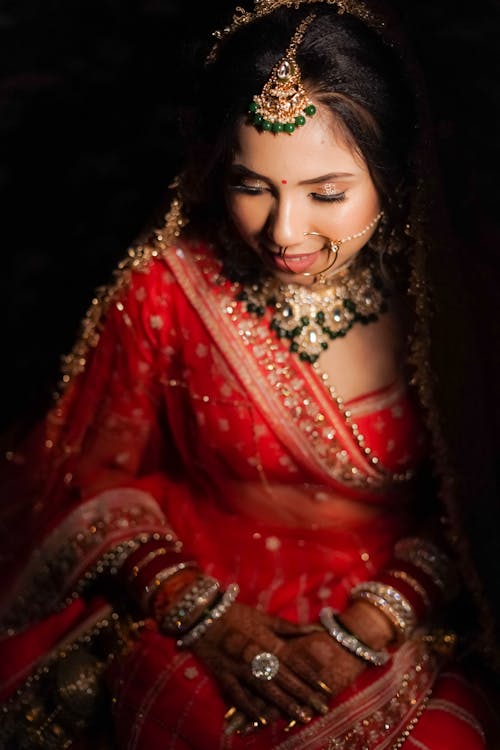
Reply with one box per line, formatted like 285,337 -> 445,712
279,233 -> 339,277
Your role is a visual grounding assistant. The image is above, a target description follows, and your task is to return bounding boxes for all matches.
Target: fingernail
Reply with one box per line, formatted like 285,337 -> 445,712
310,696 -> 329,715
238,720 -> 261,736
291,704 -> 312,723
224,714 -> 246,735
317,680 -> 333,695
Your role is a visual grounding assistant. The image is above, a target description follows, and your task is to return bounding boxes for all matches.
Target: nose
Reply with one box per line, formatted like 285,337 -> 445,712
266,194 -> 306,250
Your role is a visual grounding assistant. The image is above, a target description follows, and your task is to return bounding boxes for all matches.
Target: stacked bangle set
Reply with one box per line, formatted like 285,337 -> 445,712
319,537 -> 454,666
121,536 -> 453,661
121,538 -> 239,646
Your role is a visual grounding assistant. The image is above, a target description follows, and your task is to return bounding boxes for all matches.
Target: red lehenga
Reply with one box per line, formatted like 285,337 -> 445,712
0,241 -> 492,749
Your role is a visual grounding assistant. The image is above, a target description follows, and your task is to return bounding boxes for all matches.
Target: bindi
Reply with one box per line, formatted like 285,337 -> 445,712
281,179 -> 287,184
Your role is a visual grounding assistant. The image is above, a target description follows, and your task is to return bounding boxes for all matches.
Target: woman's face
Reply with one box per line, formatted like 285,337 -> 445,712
226,102 -> 381,285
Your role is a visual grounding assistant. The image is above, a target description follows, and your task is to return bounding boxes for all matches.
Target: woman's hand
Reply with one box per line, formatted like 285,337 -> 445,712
278,599 -> 396,700
277,628 -> 365,699
190,599 -> 396,735
189,602 -> 331,732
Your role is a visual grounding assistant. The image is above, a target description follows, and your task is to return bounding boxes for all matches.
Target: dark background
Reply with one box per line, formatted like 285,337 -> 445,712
2,0 -> 500,438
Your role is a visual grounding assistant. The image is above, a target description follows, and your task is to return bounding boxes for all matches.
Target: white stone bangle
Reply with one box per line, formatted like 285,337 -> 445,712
349,581 -> 416,642
161,576 -> 221,633
176,583 -> 240,648
319,607 -> 389,667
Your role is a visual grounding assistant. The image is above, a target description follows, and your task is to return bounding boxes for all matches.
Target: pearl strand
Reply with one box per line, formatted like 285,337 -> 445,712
337,210 -> 384,245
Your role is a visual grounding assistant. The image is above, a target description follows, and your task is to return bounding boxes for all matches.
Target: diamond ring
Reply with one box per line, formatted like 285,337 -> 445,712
251,651 -> 280,681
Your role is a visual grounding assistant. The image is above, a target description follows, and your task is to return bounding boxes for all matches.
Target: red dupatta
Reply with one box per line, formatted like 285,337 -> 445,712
0,240 -> 492,748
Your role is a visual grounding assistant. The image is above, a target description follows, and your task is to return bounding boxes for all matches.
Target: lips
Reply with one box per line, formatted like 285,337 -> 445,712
264,248 -> 322,274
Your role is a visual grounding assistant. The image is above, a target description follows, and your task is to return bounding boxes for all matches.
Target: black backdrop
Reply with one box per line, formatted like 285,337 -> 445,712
2,0 -> 500,437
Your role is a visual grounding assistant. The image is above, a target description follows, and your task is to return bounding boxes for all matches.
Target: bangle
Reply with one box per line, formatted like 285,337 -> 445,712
349,582 -> 416,642
177,583 -> 240,648
383,558 -> 441,607
128,547 -> 171,582
141,561 -> 198,612
319,607 -> 389,667
151,568 -> 201,617
121,535 -> 181,578
381,568 -> 431,617
126,545 -> 190,604
160,576 -> 221,634
394,537 -> 455,595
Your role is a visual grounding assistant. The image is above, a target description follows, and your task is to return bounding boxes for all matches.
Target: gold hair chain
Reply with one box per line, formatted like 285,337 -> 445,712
207,0 -> 379,63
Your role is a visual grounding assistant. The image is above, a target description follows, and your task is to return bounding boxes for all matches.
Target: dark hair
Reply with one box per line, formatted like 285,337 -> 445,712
179,6 -> 418,277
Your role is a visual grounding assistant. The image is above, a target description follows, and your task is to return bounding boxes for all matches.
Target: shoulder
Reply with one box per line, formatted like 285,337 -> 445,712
59,238 -> 230,386
124,236 -> 222,293
101,236 -> 230,336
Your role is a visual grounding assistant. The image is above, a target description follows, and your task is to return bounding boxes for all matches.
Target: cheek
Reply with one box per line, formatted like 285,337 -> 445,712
340,184 -> 380,227
227,196 -> 264,236
364,180 -> 381,213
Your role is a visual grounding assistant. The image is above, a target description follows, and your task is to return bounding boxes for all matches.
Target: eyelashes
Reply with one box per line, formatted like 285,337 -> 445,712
227,184 -> 266,195
227,184 -> 346,203
310,191 -> 346,203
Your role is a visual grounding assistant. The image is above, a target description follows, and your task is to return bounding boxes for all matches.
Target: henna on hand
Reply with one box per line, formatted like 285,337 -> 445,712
190,603 -> 328,727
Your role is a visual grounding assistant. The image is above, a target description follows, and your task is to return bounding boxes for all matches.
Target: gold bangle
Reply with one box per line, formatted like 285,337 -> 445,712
140,561 -> 197,612
385,568 -> 431,609
128,547 -> 170,583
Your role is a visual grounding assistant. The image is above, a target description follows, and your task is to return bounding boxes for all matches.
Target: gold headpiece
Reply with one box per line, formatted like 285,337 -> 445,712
207,0 -> 379,64
248,13 -> 317,134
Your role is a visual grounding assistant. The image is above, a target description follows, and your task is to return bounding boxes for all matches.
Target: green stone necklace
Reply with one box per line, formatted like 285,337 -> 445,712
237,254 -> 389,363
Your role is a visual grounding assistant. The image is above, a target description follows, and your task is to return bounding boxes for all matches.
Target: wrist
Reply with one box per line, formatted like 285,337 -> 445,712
155,573 -> 221,634
339,600 -> 396,650
118,536 -> 201,615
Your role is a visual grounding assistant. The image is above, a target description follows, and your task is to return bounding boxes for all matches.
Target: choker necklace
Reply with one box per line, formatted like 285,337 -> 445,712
237,253 -> 390,363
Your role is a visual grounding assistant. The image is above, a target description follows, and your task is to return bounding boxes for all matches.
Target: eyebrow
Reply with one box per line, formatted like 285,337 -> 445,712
229,164 -> 355,184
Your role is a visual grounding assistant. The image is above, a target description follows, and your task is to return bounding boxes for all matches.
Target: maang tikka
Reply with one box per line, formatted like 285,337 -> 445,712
248,12 -> 317,133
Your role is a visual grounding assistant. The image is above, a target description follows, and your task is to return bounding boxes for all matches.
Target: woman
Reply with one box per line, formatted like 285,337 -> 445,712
0,0 -> 498,748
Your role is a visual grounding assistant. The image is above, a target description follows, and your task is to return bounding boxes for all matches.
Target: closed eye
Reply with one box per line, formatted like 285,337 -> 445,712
227,184 -> 269,195
311,191 -> 346,203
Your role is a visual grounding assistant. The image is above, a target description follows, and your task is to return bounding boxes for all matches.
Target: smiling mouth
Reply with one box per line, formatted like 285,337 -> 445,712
263,247 -> 322,274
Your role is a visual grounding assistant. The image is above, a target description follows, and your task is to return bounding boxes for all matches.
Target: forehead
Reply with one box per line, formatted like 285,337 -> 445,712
232,103 -> 367,179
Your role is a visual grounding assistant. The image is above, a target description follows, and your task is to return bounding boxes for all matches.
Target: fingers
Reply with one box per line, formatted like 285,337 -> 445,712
262,611 -> 313,637
224,707 -> 247,736
222,684 -> 281,735
234,647 -> 323,723
217,651 -> 322,729
251,681 -> 314,724
265,662 -> 329,716
224,699 -> 282,736
193,605 -> 342,733
283,649 -> 328,690
265,613 -> 324,638
242,641 -> 330,714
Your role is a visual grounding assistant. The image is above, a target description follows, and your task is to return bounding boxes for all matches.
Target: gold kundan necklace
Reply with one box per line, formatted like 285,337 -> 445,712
237,253 -> 389,363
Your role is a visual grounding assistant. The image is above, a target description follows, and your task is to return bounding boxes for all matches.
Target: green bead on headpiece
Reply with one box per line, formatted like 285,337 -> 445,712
247,13 -> 317,134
